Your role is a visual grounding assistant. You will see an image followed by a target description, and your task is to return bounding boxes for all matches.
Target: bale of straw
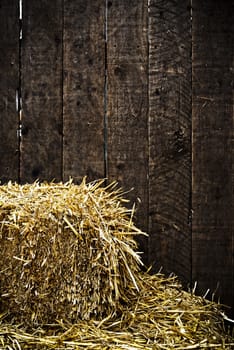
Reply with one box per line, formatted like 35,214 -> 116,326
0,179 -> 233,348
0,179 -> 144,325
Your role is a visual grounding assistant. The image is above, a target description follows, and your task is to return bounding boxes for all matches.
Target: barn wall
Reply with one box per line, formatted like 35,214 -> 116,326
0,0 -> 233,316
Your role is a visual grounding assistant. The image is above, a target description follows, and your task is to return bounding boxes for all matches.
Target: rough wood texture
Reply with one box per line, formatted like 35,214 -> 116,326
107,0 -> 149,258
148,0 -> 192,284
192,0 -> 234,316
0,0 -> 233,316
0,1 -> 19,182
63,0 -> 105,183
20,0 -> 63,183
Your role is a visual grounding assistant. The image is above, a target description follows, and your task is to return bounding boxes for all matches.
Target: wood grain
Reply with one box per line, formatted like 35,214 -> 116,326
20,0 -> 63,182
63,0 -> 105,183
0,0 -> 233,314
148,0 -> 192,284
192,0 -> 234,316
107,0 -> 149,258
0,0 -> 19,182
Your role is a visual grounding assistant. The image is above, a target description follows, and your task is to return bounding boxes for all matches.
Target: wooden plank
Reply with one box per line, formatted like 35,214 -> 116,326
20,0 -> 63,183
192,0 -> 234,316
63,0 -> 105,183
0,0 -> 19,182
148,0 -> 192,284
107,0 -> 149,258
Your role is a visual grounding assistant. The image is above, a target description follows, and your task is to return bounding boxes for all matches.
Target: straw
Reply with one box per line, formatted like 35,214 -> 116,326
0,179 -> 144,325
0,273 -> 233,349
0,179 -> 233,349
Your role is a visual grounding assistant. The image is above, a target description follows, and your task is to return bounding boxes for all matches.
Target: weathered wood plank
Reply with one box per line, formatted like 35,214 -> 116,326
148,0 -> 192,284
0,0 -> 19,182
192,0 -> 234,316
20,0 -> 63,182
107,0 -> 149,258
63,0 -> 105,183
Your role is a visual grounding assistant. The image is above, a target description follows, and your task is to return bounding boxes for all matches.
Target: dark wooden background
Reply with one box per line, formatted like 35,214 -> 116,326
0,0 -> 233,316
